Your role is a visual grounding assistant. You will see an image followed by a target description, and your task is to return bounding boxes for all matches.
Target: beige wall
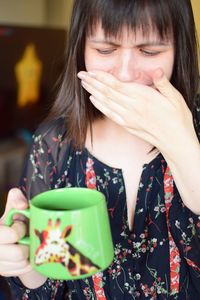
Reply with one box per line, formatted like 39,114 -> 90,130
192,0 -> 200,41
0,0 -> 73,28
46,0 -> 73,28
0,0 -> 46,26
192,0 -> 200,70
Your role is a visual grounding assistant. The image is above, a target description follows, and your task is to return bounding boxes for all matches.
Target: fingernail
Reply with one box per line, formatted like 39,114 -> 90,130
77,71 -> 87,79
89,95 -> 96,102
77,71 -> 96,80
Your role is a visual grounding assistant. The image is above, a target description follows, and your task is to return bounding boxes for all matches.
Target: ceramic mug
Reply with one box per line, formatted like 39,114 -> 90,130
5,187 -> 114,280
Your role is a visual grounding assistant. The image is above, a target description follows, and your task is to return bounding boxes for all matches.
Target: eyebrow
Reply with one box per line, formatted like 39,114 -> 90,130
88,39 -> 170,47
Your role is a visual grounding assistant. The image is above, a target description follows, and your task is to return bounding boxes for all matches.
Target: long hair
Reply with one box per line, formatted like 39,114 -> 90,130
49,0 -> 199,148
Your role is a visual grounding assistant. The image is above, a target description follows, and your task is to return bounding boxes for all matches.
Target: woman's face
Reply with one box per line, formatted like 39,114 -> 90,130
85,23 -> 174,86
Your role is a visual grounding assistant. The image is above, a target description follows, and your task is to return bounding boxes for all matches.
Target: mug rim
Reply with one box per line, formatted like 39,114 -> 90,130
31,187 -> 105,212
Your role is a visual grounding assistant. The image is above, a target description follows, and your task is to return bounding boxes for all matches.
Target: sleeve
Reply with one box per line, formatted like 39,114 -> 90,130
169,194 -> 200,291
20,119 -> 65,199
193,93 -> 200,142
168,96 -> 200,290
4,119 -> 71,299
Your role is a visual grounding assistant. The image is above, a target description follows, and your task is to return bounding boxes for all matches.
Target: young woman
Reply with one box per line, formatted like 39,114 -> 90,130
0,0 -> 200,299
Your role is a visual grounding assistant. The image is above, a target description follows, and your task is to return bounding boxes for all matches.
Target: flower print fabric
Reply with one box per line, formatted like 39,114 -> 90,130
6,95 -> 200,299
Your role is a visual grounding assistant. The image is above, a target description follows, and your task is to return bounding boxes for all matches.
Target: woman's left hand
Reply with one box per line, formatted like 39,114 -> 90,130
78,69 -> 200,214
78,69 -> 195,157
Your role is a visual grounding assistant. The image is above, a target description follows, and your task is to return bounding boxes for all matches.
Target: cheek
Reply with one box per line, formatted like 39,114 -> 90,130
85,57 -> 112,72
143,56 -> 174,83
154,52 -> 174,80
158,60 -> 174,80
84,48 -> 113,72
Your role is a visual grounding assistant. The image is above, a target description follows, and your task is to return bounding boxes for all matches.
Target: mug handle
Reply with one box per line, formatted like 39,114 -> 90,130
5,208 -> 30,245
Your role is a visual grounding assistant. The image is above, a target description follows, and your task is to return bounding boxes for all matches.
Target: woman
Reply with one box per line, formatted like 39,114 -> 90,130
0,0 -> 200,299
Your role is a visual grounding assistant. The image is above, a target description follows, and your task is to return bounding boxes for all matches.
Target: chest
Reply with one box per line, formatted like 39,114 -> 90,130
86,147 -> 157,230
122,163 -> 144,230
119,153 -> 157,230
85,136 -> 158,230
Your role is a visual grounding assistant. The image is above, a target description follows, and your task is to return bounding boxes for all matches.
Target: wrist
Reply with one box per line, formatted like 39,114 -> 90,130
19,270 -> 47,289
161,135 -> 200,215
160,128 -> 200,166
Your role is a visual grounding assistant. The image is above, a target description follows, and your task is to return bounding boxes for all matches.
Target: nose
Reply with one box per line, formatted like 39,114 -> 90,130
113,50 -> 153,85
113,50 -> 138,83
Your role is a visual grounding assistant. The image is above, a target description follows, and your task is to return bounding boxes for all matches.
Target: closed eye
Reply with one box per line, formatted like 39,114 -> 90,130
96,48 -> 116,55
140,49 -> 161,56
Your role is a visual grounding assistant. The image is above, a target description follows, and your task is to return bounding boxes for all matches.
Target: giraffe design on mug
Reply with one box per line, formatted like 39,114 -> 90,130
34,218 -> 100,276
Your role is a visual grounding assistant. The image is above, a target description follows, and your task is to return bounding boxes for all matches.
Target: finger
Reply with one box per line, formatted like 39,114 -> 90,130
152,69 -> 180,100
78,70 -> 121,91
87,70 -> 154,92
0,260 -> 30,272
79,70 -> 150,107
0,188 -> 28,225
81,76 -> 123,107
0,244 -> 29,262
81,78 -> 134,114
12,220 -> 28,240
1,261 -> 32,277
89,95 -> 126,126
0,221 -> 27,244
79,70 -> 134,106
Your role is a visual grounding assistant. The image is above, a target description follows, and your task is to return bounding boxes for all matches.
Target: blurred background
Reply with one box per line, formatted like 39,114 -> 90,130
0,0 -> 73,218
0,1 -> 73,298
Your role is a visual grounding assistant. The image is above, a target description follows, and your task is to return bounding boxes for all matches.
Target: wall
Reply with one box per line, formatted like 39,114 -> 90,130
192,0 -> 200,42
192,0 -> 200,69
0,0 -> 198,54
0,0 -> 46,26
46,0 -> 73,28
0,0 -> 74,215
0,0 -> 73,28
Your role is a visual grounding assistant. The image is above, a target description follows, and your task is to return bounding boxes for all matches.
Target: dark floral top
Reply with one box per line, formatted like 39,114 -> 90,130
6,96 -> 200,300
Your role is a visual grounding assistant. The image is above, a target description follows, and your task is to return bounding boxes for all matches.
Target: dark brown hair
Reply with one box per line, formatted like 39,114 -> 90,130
49,0 -> 199,148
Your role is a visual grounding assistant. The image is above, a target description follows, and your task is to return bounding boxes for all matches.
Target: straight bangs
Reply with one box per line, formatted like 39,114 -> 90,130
86,0 -> 173,42
49,0 -> 199,148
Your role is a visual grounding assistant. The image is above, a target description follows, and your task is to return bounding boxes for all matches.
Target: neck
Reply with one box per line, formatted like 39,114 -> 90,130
86,117 -> 153,160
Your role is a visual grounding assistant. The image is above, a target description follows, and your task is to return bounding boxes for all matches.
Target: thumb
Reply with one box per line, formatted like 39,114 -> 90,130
0,188 -> 28,223
153,68 -> 178,99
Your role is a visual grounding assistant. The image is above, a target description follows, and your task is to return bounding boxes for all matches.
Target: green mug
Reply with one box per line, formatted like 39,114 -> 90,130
5,187 -> 114,280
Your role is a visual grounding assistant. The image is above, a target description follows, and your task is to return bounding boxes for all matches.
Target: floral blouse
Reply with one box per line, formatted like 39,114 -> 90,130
6,95 -> 200,300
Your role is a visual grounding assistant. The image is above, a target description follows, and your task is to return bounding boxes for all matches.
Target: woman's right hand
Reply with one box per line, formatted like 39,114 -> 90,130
0,188 -> 47,288
0,188 -> 31,277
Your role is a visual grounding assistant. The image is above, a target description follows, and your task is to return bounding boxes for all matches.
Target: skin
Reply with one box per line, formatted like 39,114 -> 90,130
0,189 -> 47,288
81,23 -> 179,228
0,22 -> 200,290
78,23 -> 200,216
84,24 -> 175,85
